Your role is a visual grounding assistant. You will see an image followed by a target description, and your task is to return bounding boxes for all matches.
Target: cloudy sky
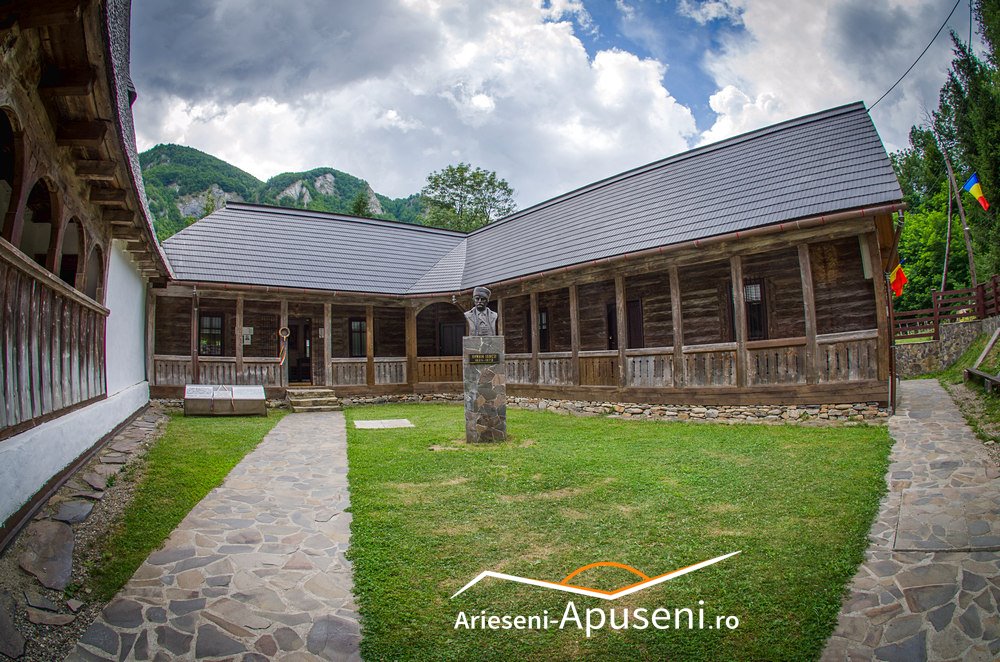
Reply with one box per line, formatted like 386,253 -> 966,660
130,0 -> 982,207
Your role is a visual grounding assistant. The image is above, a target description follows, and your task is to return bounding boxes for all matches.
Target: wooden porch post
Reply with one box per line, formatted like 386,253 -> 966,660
730,256 -> 747,387
145,288 -> 155,386
797,244 -> 818,384
614,275 -> 627,388
864,232 -> 891,382
569,284 -> 580,386
280,299 -> 288,388
496,297 -> 505,335
669,266 -> 684,387
366,304 -> 375,387
529,291 -> 539,384
405,306 -> 417,386
234,294 -> 244,383
190,293 -> 200,384
323,303 -> 332,386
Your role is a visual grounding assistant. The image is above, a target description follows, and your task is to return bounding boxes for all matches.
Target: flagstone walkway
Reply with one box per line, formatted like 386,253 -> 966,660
67,412 -> 360,662
822,380 -> 1000,661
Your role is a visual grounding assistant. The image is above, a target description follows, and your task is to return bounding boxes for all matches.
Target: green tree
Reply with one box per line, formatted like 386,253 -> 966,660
350,189 -> 373,217
420,162 -> 516,232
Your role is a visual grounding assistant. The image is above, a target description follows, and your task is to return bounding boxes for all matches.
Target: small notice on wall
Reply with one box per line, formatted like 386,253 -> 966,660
243,334 -> 252,346
468,353 -> 500,365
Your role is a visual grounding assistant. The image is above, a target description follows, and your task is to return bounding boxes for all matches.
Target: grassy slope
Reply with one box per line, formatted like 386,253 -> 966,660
88,411 -> 285,600
345,404 -> 891,661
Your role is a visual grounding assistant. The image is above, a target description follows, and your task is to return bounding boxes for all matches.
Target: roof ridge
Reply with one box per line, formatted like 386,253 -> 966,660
468,101 -> 868,237
406,238 -> 469,294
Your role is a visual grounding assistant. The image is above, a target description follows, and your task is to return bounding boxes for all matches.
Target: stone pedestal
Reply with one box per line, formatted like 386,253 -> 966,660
463,336 -> 506,443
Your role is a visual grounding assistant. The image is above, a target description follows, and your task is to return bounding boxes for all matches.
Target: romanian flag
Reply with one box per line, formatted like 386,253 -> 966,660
963,173 -> 990,211
889,264 -> 907,297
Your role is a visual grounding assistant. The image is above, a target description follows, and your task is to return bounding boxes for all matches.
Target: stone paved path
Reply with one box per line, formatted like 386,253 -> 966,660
68,412 -> 360,661
822,380 -> 1000,661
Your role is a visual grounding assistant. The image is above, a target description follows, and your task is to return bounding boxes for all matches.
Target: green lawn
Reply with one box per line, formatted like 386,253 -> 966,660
88,411 -> 285,600
345,404 -> 891,661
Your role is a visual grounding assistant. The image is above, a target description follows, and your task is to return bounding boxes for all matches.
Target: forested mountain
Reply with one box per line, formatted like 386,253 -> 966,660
139,144 -> 423,240
892,0 -> 1000,311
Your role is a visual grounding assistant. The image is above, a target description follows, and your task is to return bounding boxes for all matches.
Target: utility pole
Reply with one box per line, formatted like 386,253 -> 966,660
940,144 -> 978,285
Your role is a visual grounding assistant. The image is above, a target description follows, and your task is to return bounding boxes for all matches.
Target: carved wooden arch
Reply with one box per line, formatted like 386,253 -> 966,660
57,216 -> 86,288
412,297 -> 465,316
0,105 -> 29,245
16,174 -> 62,274
82,241 -> 107,304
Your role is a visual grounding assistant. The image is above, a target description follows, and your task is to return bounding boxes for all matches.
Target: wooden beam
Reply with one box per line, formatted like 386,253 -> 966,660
55,120 -> 108,148
569,283 -> 580,386
365,304 -> 375,387
102,208 -> 134,223
234,295 -> 244,381
405,306 -> 417,386
798,244 -> 818,384
89,187 -> 127,206
280,300 -> 288,388
111,225 -> 140,240
146,289 -> 155,385
614,275 -> 627,388
190,295 -> 200,384
864,232 -> 891,382
730,255 -> 747,388
496,297 -> 505,336
76,159 -> 117,181
39,66 -> 95,97
5,0 -> 81,29
669,265 -> 684,387
323,303 -> 333,386
529,291 -> 539,384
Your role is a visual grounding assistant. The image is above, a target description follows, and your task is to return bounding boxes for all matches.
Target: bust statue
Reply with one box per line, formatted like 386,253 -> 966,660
464,286 -> 498,336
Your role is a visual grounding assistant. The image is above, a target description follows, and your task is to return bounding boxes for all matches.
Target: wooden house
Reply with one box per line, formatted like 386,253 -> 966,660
0,0 -> 170,546
153,103 -> 903,408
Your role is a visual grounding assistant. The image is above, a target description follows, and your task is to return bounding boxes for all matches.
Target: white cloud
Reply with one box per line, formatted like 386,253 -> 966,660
677,0 -> 745,25
696,0 -> 970,153
134,0 -> 697,206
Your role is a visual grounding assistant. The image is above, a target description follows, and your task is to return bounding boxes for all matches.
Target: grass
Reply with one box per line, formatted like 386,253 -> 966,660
917,333 -> 991,384
88,411 -> 285,600
345,404 -> 891,661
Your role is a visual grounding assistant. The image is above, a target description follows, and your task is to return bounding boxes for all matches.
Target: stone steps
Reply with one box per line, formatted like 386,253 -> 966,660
286,388 -> 342,412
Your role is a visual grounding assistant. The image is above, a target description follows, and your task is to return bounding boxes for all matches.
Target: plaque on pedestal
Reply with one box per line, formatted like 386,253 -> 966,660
463,335 -> 506,443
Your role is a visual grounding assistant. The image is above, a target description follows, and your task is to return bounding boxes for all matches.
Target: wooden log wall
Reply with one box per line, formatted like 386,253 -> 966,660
199,298 -> 237,357
502,295 -> 530,353
742,247 -> 805,338
416,302 -> 464,356
577,280 -> 615,350
331,304 -> 366,358
154,296 -> 191,355
625,272 -> 674,348
810,237 -> 877,334
242,300 -> 279,356
536,287 -> 571,352
1,255 -> 107,439
678,260 -> 731,345
374,308 -> 405,356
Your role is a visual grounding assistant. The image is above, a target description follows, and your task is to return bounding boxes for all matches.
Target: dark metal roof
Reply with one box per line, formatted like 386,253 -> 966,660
163,204 -> 465,294
161,102 -> 902,294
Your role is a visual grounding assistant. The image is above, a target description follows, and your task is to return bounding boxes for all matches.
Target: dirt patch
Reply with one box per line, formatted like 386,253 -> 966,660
500,485 -> 589,503
0,405 -> 169,662
942,382 -> 1000,465
706,502 -> 740,514
558,508 -> 588,521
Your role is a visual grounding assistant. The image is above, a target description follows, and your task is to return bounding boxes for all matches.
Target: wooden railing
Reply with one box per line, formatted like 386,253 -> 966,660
538,352 -> 573,386
682,343 -> 737,387
375,357 -> 406,384
331,358 -> 366,386
817,330 -> 878,383
626,348 -> 673,387
747,337 -> 806,386
1,239 -> 108,437
580,350 -> 618,386
417,356 -> 462,382
505,353 -> 531,384
153,355 -> 282,386
893,275 -> 1000,341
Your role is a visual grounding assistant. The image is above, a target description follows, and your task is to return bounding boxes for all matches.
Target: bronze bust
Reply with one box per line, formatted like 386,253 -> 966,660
464,286 -> 498,336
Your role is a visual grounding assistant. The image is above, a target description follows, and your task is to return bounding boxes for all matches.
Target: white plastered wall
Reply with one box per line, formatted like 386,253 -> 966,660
0,241 -> 150,528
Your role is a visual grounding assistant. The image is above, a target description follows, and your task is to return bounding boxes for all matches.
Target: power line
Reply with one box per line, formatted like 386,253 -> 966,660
869,0 -> 963,110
